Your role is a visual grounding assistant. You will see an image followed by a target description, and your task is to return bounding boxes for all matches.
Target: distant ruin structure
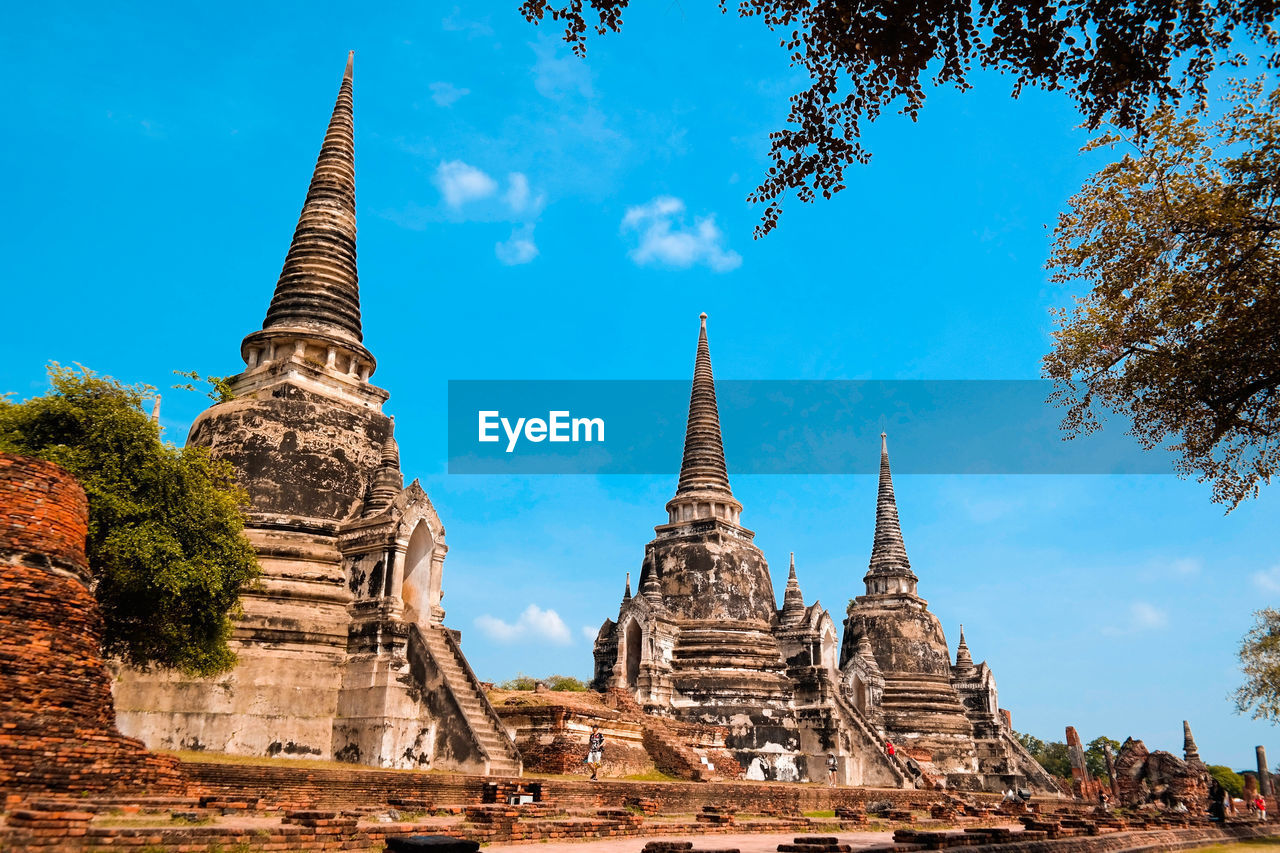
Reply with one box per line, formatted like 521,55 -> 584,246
592,315 -> 1055,793
1112,730 -> 1210,807
1065,726 -> 1102,800
111,55 -> 519,775
1259,745 -> 1272,797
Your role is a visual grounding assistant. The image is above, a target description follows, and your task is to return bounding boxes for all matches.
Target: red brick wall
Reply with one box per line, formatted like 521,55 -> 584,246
0,454 -> 90,577
0,453 -> 183,795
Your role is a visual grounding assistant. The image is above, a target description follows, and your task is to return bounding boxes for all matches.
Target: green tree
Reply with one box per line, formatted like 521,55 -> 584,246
0,364 -> 259,676
547,674 -> 589,691
1045,80 -> 1280,510
1037,740 -> 1073,779
520,0 -> 1278,236
1015,731 -> 1072,779
1085,736 -> 1121,779
1016,731 -> 1046,756
498,674 -> 539,691
1209,764 -> 1246,797
1234,608 -> 1280,722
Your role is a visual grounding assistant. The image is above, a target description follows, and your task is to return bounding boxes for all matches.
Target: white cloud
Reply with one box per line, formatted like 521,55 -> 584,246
1130,602 -> 1167,630
581,625 -> 600,643
1168,557 -> 1201,577
504,172 -> 544,215
1255,565 -> 1280,593
430,82 -> 471,107
1105,601 -> 1168,635
531,38 -> 593,99
495,225 -> 539,265
621,196 -> 742,273
435,160 -> 498,207
475,604 -> 571,645
442,8 -> 494,37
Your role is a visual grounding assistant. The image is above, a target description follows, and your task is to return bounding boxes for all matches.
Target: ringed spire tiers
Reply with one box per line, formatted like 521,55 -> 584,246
239,52 -> 378,385
864,432 -> 919,596
954,624 -> 975,673
781,552 -> 806,623
666,313 -> 742,525
265,50 -> 360,341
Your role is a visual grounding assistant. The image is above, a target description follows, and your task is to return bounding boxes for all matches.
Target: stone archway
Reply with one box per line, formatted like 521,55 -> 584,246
819,626 -> 838,672
402,521 -> 435,628
624,620 -> 642,686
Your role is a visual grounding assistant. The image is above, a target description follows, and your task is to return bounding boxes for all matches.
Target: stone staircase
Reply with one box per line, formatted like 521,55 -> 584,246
828,690 -> 915,787
414,625 -> 522,776
640,718 -> 705,781
998,727 -> 1065,794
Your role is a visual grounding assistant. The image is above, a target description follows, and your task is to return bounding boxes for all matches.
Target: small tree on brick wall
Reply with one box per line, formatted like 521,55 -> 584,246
0,363 -> 259,675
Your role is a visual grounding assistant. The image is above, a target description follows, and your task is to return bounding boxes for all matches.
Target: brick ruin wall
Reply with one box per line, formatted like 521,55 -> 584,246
497,691 -> 745,782
183,759 -> 977,813
0,453 -> 183,796
501,705 -> 654,777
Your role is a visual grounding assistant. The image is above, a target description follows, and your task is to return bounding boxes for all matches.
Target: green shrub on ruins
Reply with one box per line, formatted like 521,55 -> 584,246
0,364 -> 259,676
1209,764 -> 1246,798
1085,736 -> 1121,780
496,673 -> 589,691
546,674 -> 588,691
1015,731 -> 1072,779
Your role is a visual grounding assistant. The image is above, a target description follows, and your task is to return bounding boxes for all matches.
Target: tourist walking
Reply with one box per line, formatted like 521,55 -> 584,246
885,740 -> 895,757
1257,795 -> 1267,821
826,753 -> 838,786
586,724 -> 604,781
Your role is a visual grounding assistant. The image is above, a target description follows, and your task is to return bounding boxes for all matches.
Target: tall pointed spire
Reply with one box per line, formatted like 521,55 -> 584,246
1183,720 -> 1202,764
955,624 -> 975,672
642,566 -> 662,603
666,314 -> 743,526
623,572 -> 632,602
864,432 -> 919,594
675,313 -> 732,498
781,552 -> 806,623
363,415 -> 403,515
262,51 -> 362,343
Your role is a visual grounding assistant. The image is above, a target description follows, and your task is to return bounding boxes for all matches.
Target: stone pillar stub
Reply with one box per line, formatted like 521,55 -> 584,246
1259,746 -> 1272,797
1103,741 -> 1119,799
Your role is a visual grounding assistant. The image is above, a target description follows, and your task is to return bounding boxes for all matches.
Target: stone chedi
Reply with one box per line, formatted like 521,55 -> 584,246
594,316 -> 1055,793
112,55 -> 520,775
841,436 -> 1055,790
592,316 -> 901,785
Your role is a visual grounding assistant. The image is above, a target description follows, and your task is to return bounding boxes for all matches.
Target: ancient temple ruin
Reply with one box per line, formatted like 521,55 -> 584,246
841,437 -> 1056,790
112,54 -> 520,775
593,314 -> 1054,792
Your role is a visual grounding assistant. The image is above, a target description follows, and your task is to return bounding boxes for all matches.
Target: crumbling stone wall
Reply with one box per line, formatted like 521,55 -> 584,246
0,454 -> 182,795
496,703 -> 656,778
1113,737 -> 1209,808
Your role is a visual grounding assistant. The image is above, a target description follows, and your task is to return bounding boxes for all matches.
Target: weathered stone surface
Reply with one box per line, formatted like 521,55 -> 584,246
1066,726 -> 1104,801
1113,737 -> 1210,808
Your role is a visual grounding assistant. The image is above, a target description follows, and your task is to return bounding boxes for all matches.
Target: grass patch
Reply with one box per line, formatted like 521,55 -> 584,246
803,810 -> 836,818
1192,842 -> 1280,852
619,770 -> 683,782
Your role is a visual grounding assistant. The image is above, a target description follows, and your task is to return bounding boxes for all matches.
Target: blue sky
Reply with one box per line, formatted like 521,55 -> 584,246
4,2 -> 1279,771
